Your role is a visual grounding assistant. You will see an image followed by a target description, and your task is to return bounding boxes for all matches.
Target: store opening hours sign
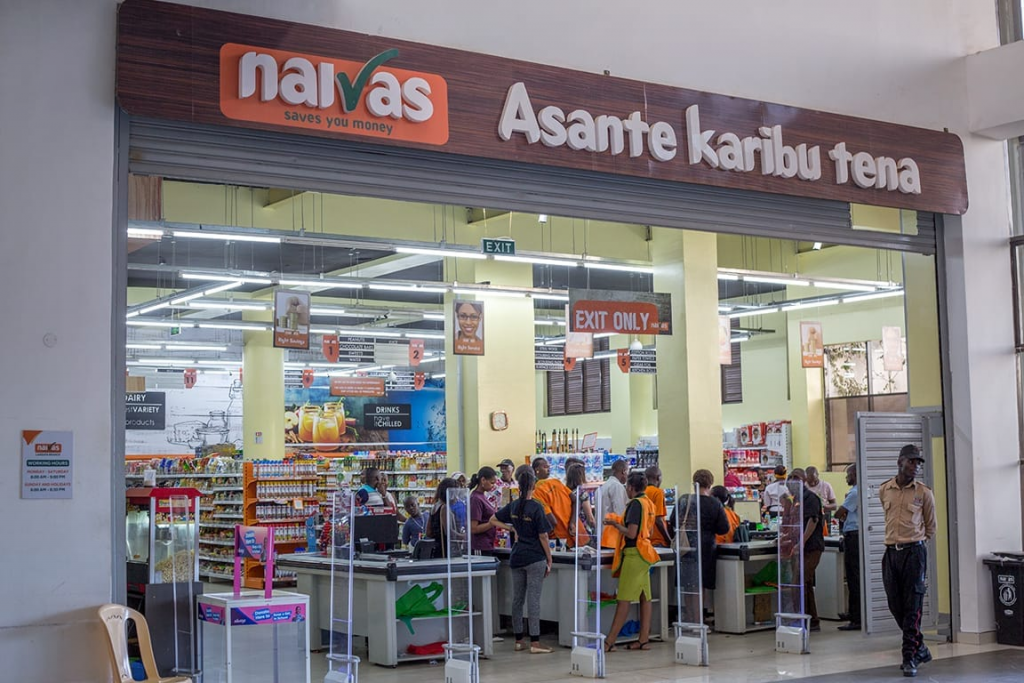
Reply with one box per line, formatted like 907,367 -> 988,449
21,430 -> 73,499
569,289 -> 672,335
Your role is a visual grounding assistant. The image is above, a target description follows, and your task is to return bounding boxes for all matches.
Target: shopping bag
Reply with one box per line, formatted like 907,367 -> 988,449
396,581 -> 445,633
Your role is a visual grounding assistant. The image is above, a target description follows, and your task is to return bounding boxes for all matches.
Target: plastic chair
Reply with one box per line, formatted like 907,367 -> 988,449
98,604 -> 192,683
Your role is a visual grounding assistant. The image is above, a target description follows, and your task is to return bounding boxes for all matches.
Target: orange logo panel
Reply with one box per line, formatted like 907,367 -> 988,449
219,43 -> 448,145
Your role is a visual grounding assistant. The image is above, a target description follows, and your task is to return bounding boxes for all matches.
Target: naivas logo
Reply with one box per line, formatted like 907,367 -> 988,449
220,43 -> 449,145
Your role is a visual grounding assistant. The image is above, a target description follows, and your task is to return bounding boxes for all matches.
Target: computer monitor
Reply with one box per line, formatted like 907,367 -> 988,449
351,513 -> 399,548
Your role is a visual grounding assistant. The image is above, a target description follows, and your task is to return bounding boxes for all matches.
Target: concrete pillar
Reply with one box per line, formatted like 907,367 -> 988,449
242,325 -> 284,460
652,228 -> 722,490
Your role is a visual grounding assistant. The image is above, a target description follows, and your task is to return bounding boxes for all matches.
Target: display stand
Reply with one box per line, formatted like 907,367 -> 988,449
167,495 -> 202,679
444,488 -> 479,683
673,484 -> 708,666
325,488 -> 359,683
570,486 -> 604,678
198,525 -> 311,683
775,480 -> 809,654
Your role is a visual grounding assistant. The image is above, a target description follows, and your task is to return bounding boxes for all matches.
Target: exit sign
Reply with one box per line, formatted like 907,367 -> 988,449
481,238 -> 515,255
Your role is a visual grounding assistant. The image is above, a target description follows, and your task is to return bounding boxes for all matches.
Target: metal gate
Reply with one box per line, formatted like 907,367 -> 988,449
856,412 -> 940,635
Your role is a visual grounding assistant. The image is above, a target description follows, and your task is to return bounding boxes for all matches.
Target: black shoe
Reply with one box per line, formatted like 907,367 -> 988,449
837,622 -> 861,631
837,612 -> 850,621
914,647 -> 932,666
901,659 -> 918,677
809,622 -> 821,632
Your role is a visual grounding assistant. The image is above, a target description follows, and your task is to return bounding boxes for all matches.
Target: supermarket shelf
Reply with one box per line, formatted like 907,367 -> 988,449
726,464 -> 778,469
126,473 -> 242,478
198,554 -> 232,562
253,476 -> 319,481
724,446 -> 772,451
392,487 -> 433,492
213,487 -> 243,492
383,469 -> 447,475
212,513 -> 244,520
199,538 -> 235,546
254,517 -> 316,524
200,570 -> 234,580
255,497 -> 319,503
199,522 -> 237,529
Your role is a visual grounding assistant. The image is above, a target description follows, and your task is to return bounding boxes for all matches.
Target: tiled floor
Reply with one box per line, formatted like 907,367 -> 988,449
310,626 -> 1016,683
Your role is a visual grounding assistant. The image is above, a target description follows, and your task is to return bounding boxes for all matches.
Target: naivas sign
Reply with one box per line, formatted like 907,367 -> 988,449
219,44 -> 449,144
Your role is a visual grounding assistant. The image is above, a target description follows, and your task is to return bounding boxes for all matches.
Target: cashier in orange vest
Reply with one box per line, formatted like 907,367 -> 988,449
531,456 -> 573,542
644,466 -> 674,547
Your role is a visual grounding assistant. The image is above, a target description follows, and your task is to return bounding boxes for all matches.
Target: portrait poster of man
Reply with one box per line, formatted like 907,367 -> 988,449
453,299 -> 484,356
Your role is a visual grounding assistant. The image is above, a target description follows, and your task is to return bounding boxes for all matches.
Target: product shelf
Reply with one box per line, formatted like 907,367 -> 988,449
199,538 -> 235,546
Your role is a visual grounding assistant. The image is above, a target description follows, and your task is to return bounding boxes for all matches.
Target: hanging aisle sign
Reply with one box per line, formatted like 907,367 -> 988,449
800,321 -> 824,368
273,289 -> 311,350
116,1 -> 968,214
569,289 -> 672,335
628,349 -> 657,374
535,346 -> 564,371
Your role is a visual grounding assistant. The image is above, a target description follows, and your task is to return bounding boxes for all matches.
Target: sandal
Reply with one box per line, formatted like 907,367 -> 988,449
603,641 -> 616,653
626,641 -> 651,651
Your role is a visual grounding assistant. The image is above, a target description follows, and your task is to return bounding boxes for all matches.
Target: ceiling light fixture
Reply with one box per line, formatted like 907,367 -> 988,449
181,272 -> 274,285
530,293 -> 571,302
309,327 -> 338,334
309,306 -> 347,316
841,289 -> 904,303
395,246 -> 487,260
277,278 -> 364,289
172,230 -> 281,244
162,345 -> 229,352
368,283 -> 447,294
203,282 -> 244,295
717,273 -> 741,281
453,288 -> 528,298
421,313 -> 446,321
127,227 -> 165,239
742,275 -> 812,287
170,291 -> 209,306
188,301 -> 269,311
335,330 -> 402,338
731,334 -> 752,343
128,320 -> 193,328
812,242 -> 823,250
134,358 -> 199,366
538,214 -> 549,223
728,307 -> 780,319
403,332 -> 446,340
138,303 -> 171,315
433,373 -> 446,379
126,343 -> 163,350
534,320 -> 567,326
629,338 -> 644,351
197,322 -> 271,331
583,262 -> 655,275
782,299 -> 841,311
493,255 -> 579,267
809,281 -> 876,293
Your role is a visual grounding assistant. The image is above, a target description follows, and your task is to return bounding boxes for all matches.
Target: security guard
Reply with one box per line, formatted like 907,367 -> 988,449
879,444 -> 936,678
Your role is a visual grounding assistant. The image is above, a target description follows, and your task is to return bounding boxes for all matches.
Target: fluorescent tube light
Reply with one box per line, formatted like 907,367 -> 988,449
127,228 -> 165,239
594,332 -> 616,339
812,242 -> 823,250
718,305 -> 733,313
809,281 -> 876,293
731,334 -> 751,343
842,290 -> 904,303
139,303 -> 171,315
127,343 -> 163,350
583,262 -> 655,274
404,332 -> 446,340
493,255 -> 578,267
743,275 -> 812,287
782,299 -> 841,311
194,359 -> 242,365
592,352 -> 617,360
432,373 -> 445,379
170,291 -> 208,305
336,330 -> 402,338
309,306 -> 347,316
543,338 -> 566,346
530,293 -> 570,302
277,278 -> 364,289
173,230 -> 281,244
717,273 -> 741,281
419,357 -> 444,364
197,322 -> 271,331
368,283 -> 447,293
135,358 -> 198,366
128,320 -> 193,328
182,272 -> 274,285
164,345 -> 229,352
453,288 -> 527,298
534,320 -> 566,326
188,301 -> 268,311
203,282 -> 244,295
422,313 -> 446,321
728,307 -> 780,319
395,246 -> 486,260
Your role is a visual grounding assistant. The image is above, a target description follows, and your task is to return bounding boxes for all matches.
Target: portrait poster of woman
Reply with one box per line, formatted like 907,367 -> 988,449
453,299 -> 485,356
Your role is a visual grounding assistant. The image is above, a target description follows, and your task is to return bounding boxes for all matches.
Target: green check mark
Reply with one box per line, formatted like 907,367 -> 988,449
337,48 -> 400,113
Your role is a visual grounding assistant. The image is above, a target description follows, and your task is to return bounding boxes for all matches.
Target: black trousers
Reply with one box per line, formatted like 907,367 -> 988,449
882,544 -> 927,661
843,531 -> 861,624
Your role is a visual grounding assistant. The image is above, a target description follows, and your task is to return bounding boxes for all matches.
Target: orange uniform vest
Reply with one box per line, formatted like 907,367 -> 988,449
534,478 -> 573,540
717,507 -> 742,544
612,495 -> 660,577
645,486 -> 670,547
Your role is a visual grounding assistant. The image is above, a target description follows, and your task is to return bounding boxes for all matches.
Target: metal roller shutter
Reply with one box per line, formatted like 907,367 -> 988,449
128,118 -> 936,254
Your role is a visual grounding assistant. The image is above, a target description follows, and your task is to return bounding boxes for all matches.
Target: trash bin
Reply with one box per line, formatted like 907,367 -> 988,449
983,553 -> 1024,646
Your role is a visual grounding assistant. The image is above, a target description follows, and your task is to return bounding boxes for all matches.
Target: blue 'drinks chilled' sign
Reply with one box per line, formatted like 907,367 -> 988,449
364,403 -> 412,430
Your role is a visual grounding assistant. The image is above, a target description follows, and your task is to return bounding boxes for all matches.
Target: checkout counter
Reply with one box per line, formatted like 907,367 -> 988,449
490,546 -> 676,647
714,535 -> 847,634
277,552 -> 498,667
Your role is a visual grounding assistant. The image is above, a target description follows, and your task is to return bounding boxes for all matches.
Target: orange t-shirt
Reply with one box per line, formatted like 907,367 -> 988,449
645,486 -> 670,546
717,507 -> 742,544
534,478 -> 572,540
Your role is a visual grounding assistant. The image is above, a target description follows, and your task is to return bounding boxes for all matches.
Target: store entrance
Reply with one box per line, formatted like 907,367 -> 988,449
119,173 -> 952,673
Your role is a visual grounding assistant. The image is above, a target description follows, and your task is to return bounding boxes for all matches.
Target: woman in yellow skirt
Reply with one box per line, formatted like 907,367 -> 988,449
604,471 -> 660,651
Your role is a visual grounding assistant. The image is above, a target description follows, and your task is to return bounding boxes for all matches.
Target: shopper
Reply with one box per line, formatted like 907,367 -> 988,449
425,477 -> 460,557
806,466 -> 838,513
723,469 -> 743,489
835,464 -> 861,631
879,445 -> 936,678
401,496 -> 429,547
491,467 -> 554,654
710,485 -> 742,544
671,470 -> 730,623
788,468 -> 824,631
469,466 -> 500,552
761,465 -> 788,519
355,467 -> 385,507
643,466 -> 673,547
566,462 -> 595,547
604,471 -> 658,651
600,459 -> 629,518
532,456 -> 572,542
488,458 -> 517,509
376,473 -> 404,520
